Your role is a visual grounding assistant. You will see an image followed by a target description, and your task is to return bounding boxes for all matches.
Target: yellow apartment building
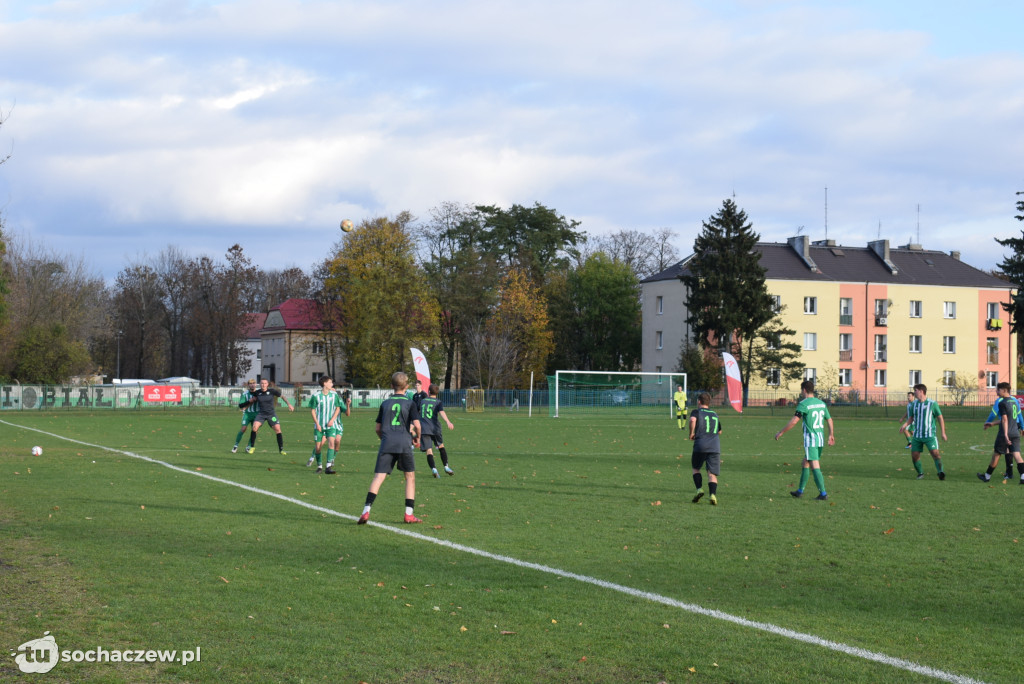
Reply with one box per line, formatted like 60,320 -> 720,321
642,236 -> 1016,400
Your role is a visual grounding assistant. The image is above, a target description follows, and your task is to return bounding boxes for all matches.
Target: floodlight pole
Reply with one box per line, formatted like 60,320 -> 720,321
116,330 -> 123,381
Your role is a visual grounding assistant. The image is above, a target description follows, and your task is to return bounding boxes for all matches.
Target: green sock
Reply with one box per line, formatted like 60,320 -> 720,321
812,468 -> 826,494
327,448 -> 336,465
798,467 -> 810,491
234,430 -> 245,446
315,450 -> 322,465
934,458 -> 943,473
914,460 -> 924,475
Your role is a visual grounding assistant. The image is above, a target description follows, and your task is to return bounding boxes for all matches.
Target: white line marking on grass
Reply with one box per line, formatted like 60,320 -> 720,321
2,420 -> 988,684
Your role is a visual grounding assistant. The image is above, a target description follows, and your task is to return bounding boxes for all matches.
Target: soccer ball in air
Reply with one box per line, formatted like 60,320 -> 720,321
31,446 -> 43,456
340,219 -> 354,232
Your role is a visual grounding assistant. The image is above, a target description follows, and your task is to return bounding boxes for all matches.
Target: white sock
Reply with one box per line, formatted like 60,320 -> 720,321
405,506 -> 413,516
362,505 -> 371,515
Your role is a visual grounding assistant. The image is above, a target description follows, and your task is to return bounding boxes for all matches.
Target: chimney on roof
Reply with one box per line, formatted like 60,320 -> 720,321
787,236 -> 820,273
900,243 -> 924,251
950,250 -> 961,261
812,239 -> 836,246
869,239 -> 899,275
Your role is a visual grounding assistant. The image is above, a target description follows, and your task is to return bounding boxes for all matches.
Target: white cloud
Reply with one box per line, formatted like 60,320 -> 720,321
0,0 -> 1023,279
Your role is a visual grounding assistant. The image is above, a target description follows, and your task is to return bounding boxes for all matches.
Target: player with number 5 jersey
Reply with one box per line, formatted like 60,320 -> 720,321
776,380 -> 835,500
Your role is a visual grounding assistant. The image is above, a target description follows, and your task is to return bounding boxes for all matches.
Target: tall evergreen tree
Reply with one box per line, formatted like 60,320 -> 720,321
680,199 -> 776,402
995,191 -> 1024,333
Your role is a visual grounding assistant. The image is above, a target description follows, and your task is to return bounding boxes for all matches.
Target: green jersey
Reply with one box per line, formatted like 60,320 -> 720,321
908,399 -> 942,439
309,391 -> 340,429
240,389 -> 259,416
794,396 -> 831,448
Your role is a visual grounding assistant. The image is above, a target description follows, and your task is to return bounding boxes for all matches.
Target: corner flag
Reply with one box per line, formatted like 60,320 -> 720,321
410,348 -> 430,390
722,352 -> 742,413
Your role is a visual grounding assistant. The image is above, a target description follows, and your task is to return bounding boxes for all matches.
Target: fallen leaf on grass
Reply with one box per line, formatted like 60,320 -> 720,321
460,626 -> 467,632
688,667 -> 696,673
500,631 -> 516,635
883,528 -> 895,535
651,501 -> 662,506
219,576 -> 229,583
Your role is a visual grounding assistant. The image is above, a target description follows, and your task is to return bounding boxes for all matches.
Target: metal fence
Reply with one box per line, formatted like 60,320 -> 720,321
0,383 -> 1002,422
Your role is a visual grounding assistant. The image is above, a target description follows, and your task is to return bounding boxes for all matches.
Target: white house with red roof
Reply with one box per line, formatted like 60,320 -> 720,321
259,299 -> 334,385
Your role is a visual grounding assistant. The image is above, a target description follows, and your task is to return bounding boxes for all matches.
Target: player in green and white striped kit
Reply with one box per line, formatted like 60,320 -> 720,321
899,383 -> 947,480
307,376 -> 347,474
775,380 -> 835,500
232,379 -> 260,453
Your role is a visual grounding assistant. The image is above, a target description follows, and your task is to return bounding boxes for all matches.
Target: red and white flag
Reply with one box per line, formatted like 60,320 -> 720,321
722,352 -> 743,413
410,348 -> 430,390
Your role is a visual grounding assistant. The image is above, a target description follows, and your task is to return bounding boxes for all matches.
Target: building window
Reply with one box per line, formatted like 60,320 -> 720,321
943,336 -> 956,353
909,369 -> 922,386
771,294 -> 781,313
839,368 -> 852,386
874,299 -> 888,316
987,337 -> 999,364
943,370 -> 956,387
986,371 -> 998,389
766,368 -> 781,386
909,300 -> 922,318
909,335 -> 922,353
312,341 -> 325,355
256,348 -> 262,360
804,296 -> 817,315
839,297 -> 853,325
874,369 -> 887,387
874,334 -> 887,362
656,331 -> 663,350
656,296 -> 663,315
804,333 -> 817,351
987,302 -> 1000,319
944,301 -> 956,319
804,367 -> 816,382
839,333 -> 852,361
312,372 -> 324,383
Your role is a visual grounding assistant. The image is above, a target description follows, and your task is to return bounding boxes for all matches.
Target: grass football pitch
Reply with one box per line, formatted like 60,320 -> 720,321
1,408 -> 1022,683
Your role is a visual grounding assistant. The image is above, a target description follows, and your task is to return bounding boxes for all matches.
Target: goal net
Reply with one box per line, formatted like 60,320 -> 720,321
465,389 -> 485,412
548,371 -> 687,417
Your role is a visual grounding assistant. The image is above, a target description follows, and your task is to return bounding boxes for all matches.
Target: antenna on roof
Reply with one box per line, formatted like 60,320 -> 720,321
916,204 -> 921,244
824,187 -> 828,241
877,220 -> 881,239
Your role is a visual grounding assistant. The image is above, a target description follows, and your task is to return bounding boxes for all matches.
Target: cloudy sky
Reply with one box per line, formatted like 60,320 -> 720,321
1,0 -> 1023,281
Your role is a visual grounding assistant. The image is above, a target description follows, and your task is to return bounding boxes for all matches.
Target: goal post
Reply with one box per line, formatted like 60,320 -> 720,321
549,371 -> 687,418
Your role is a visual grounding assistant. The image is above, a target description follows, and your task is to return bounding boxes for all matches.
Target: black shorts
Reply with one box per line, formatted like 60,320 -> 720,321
255,413 -> 279,426
994,434 -> 1021,455
375,450 -> 415,474
691,451 -> 721,476
420,433 -> 442,451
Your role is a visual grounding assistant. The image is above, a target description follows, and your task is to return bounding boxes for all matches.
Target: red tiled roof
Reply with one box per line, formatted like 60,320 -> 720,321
263,298 -> 324,331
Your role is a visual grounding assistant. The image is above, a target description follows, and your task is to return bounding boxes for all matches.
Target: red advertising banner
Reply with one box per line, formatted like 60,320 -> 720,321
143,385 -> 181,403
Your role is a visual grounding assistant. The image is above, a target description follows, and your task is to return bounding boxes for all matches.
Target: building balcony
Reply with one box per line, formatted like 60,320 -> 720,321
839,350 -> 853,362
839,314 -> 853,326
